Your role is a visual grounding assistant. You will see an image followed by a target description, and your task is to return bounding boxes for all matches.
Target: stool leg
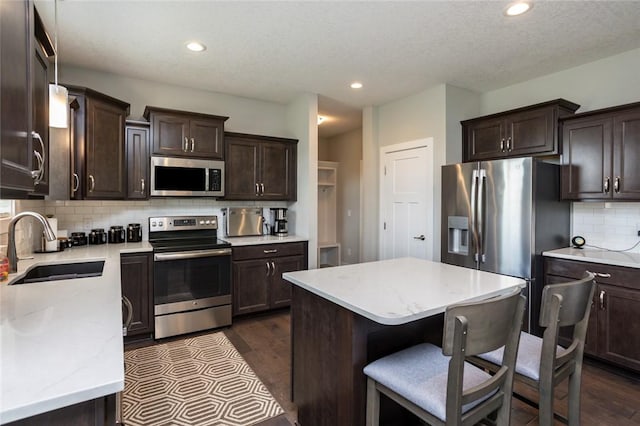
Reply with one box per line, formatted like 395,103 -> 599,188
567,371 -> 582,426
538,380 -> 554,426
366,378 -> 380,426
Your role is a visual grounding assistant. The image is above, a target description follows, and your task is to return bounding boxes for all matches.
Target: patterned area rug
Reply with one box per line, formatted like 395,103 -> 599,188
123,332 -> 284,426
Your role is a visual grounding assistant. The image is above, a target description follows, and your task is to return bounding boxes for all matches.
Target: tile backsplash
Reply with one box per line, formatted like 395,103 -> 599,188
9,200 -> 640,258
572,202 -> 640,253
10,199 -> 288,255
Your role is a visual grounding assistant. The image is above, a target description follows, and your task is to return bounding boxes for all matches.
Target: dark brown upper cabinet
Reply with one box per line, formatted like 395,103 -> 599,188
462,99 -> 580,162
68,86 -> 130,200
143,106 -> 228,159
1,0 -> 53,198
224,132 -> 297,201
561,102 -> 640,201
125,121 -> 150,200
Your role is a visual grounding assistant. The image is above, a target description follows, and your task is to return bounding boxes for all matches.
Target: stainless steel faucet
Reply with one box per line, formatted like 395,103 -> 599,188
6,212 -> 56,273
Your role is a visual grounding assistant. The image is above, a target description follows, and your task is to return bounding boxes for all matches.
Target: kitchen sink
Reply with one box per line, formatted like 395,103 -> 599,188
11,261 -> 105,285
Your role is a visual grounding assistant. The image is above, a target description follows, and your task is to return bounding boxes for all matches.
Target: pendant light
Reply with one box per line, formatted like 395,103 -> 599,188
49,0 -> 68,128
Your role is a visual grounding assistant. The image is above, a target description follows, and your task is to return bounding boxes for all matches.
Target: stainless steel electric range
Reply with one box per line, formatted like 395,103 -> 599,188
148,215 -> 232,339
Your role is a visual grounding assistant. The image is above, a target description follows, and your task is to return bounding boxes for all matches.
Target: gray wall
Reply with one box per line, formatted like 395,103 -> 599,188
481,48 -> 640,115
60,66 -> 290,137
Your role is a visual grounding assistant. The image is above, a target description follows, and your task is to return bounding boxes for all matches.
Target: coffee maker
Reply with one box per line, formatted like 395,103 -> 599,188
269,208 -> 288,236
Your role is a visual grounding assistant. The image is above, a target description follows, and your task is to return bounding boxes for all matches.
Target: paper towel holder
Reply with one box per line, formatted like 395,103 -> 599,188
38,215 -> 61,253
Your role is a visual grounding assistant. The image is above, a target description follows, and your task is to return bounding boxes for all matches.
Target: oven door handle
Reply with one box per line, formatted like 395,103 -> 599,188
154,248 -> 232,261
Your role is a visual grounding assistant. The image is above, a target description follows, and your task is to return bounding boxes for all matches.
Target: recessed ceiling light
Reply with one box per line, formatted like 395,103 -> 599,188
350,82 -> 363,89
504,1 -> 532,16
317,115 -> 327,125
186,41 -> 206,52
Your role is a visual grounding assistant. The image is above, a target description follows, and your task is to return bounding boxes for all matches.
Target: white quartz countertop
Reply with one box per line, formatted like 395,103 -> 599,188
0,242 -> 152,424
283,257 -> 526,326
224,234 -> 308,246
543,247 -> 640,269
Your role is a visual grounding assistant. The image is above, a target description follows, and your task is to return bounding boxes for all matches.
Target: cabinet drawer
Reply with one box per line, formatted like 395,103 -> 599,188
232,242 -> 306,261
545,257 -> 640,290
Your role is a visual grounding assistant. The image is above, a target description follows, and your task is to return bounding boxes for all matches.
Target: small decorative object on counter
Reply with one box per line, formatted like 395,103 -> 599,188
109,226 -> 126,244
0,256 -> 9,281
58,237 -> 72,249
89,228 -> 107,245
126,223 -> 142,242
70,232 -> 88,246
571,236 -> 586,249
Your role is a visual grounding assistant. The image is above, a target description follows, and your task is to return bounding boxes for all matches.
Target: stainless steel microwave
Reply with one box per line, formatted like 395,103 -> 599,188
150,156 -> 225,197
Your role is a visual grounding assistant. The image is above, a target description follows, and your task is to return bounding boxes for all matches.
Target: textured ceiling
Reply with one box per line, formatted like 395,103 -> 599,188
34,1 -> 640,138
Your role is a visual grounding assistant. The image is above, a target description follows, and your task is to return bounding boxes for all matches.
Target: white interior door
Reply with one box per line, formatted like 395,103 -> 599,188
380,139 -> 434,261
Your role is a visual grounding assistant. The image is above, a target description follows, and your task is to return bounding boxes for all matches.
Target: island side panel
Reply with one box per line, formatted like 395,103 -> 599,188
292,285 -> 365,425
292,285 -> 445,426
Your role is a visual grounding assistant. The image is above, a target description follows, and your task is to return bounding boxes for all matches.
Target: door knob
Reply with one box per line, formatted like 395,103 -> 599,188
413,235 -> 425,240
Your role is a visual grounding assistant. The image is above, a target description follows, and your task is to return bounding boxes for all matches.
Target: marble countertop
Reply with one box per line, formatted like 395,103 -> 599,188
0,242 -> 152,424
283,257 -> 526,326
543,247 -> 640,269
223,234 -> 308,246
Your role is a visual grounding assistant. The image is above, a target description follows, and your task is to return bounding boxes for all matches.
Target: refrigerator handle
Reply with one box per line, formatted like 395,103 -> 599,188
470,169 -> 480,262
477,169 -> 486,263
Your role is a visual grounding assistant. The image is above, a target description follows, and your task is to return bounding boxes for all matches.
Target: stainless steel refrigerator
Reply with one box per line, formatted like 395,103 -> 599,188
441,157 -> 570,334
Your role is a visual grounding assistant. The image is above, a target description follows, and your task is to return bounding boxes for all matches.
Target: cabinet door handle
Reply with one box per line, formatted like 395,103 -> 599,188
260,183 -> 265,195
31,131 -> 46,183
263,249 -> 278,254
604,177 -> 610,193
183,137 -> 189,152
266,261 -> 272,276
271,261 -> 276,277
506,137 -> 512,152
255,183 -> 260,196
614,176 -> 621,193
122,295 -> 134,336
599,290 -> 606,310
190,138 -> 195,152
413,234 -> 425,240
89,175 -> 95,192
500,139 -> 505,152
141,178 -> 145,194
72,173 -> 80,194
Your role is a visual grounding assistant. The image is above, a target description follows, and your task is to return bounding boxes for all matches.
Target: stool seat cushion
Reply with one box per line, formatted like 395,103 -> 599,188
477,332 -> 561,381
364,343 -> 494,422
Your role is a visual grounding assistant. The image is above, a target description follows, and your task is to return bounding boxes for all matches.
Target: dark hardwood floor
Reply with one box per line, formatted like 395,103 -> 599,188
227,310 -> 640,426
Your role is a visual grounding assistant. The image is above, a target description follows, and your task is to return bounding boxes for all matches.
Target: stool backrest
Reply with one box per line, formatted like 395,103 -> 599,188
538,271 -> 595,388
443,287 -> 525,356
539,272 -> 596,328
443,287 -> 526,425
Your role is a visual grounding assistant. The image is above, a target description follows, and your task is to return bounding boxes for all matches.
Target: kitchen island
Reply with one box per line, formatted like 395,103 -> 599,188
283,257 -> 525,426
0,242 -> 152,425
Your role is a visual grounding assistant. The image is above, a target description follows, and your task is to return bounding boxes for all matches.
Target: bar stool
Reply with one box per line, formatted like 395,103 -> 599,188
363,287 -> 525,426
473,272 -> 595,426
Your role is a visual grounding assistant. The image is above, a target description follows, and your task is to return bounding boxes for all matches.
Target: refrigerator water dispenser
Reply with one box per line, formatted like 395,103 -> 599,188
448,216 -> 469,255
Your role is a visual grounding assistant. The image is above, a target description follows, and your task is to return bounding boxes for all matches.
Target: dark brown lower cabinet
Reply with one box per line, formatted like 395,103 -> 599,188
232,242 -> 308,316
5,394 -> 115,426
544,257 -> 640,372
120,252 -> 154,343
